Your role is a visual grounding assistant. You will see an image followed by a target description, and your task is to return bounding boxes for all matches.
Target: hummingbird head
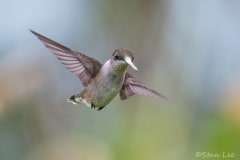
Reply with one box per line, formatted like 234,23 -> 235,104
111,48 -> 138,72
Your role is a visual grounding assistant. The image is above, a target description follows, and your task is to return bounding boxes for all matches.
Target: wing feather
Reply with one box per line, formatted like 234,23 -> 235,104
30,30 -> 102,86
120,73 -> 167,100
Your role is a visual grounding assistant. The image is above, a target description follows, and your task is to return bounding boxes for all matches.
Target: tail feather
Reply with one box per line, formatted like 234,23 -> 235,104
67,95 -> 79,105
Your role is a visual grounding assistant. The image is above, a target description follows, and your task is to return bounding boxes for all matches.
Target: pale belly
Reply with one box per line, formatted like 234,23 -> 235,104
88,74 -> 125,107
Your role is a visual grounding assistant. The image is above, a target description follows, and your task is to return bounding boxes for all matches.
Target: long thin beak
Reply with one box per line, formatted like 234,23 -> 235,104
125,56 -> 138,71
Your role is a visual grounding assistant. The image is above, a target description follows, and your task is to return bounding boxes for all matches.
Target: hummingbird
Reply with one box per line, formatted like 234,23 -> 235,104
30,30 -> 167,110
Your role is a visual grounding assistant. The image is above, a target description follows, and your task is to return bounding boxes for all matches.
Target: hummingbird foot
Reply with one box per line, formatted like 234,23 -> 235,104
91,103 -> 105,111
91,103 -> 95,109
97,106 -> 105,111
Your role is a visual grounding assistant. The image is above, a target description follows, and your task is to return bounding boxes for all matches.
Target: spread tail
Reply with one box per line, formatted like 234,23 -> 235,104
67,95 -> 80,105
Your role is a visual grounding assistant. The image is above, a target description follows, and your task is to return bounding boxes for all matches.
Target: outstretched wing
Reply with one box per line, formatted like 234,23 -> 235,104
30,30 -> 102,86
120,73 -> 167,100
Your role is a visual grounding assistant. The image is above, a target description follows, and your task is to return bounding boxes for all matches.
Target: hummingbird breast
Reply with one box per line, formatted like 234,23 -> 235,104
87,61 -> 126,107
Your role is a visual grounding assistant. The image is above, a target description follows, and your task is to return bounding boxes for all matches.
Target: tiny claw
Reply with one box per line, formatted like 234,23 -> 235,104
91,103 -> 96,109
97,106 -> 105,111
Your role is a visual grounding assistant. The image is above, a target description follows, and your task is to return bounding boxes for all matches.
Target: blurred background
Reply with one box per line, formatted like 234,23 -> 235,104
0,0 -> 240,160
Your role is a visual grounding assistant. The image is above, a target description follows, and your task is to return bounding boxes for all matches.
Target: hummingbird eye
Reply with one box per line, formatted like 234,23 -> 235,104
114,55 -> 121,60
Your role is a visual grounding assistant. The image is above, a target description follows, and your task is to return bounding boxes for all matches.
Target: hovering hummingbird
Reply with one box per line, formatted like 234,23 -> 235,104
30,30 -> 167,110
